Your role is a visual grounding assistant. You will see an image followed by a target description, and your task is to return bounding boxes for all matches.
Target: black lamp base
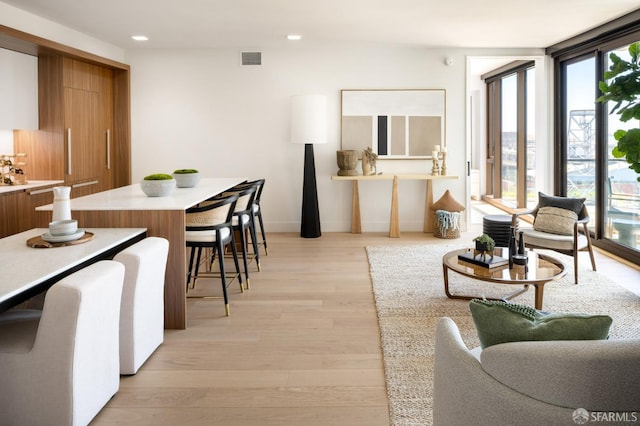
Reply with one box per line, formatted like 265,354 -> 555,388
301,143 -> 321,238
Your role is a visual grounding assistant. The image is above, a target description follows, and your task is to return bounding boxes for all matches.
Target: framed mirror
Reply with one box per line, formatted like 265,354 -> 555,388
341,89 -> 446,159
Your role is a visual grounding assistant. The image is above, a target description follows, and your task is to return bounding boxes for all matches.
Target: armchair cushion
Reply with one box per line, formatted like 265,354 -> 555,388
538,192 -> 585,215
533,206 -> 578,235
469,299 -> 612,348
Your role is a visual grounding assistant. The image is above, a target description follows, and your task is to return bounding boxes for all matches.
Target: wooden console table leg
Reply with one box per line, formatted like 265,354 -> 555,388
351,180 -> 362,234
389,176 -> 400,238
423,180 -> 434,233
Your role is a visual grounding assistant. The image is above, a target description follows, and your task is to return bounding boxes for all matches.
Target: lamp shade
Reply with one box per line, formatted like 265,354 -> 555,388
291,95 -> 327,144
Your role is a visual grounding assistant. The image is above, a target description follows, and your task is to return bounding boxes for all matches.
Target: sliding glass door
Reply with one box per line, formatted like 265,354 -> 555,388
564,57 -> 597,230
556,38 -> 640,261
602,44 -> 640,250
485,62 -> 535,209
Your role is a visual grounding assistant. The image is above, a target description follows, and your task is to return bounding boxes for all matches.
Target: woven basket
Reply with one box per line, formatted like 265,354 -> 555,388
433,211 -> 461,239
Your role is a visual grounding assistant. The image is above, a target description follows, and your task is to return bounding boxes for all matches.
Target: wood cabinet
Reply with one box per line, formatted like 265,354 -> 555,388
14,55 -> 122,196
0,191 -> 19,237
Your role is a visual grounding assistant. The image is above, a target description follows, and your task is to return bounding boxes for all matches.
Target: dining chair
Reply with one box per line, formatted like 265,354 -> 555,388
185,193 -> 242,316
114,236 -> 169,375
0,260 -> 125,426
512,193 -> 597,284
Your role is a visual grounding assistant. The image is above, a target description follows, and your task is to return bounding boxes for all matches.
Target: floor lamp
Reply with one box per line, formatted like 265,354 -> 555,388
291,95 -> 327,238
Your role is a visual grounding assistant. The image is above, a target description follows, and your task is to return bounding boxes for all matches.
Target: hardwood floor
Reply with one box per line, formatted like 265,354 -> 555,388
94,229 -> 640,425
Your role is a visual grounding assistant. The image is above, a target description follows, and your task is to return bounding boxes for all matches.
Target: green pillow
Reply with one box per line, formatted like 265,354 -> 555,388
469,299 -> 612,349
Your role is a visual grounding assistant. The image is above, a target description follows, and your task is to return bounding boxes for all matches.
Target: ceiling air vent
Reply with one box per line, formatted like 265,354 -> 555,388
241,51 -> 262,66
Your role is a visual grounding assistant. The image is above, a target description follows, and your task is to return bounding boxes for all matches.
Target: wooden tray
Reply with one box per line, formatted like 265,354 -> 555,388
26,231 -> 95,248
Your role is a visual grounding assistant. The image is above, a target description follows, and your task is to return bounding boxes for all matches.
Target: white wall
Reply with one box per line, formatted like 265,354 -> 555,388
127,45 -> 544,233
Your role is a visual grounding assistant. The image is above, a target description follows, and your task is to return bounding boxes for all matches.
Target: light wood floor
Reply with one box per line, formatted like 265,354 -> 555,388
93,228 -> 640,425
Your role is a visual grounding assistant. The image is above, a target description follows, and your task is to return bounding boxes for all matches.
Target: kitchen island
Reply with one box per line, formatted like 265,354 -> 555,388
36,177 -> 245,329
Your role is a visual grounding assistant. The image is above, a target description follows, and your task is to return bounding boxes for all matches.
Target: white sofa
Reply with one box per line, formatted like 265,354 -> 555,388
433,317 -> 640,426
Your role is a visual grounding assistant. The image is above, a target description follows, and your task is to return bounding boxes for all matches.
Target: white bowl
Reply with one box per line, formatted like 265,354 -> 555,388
172,172 -> 200,188
49,219 -> 78,236
140,178 -> 176,197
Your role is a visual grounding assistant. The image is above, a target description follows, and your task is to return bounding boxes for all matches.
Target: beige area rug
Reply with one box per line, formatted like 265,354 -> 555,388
366,243 -> 640,426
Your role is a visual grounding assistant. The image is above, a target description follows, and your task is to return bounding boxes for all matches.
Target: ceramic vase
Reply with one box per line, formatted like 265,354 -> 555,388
336,150 -> 358,176
52,186 -> 71,222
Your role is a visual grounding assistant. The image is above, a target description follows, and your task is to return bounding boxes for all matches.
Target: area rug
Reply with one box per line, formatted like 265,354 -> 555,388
366,243 -> 640,426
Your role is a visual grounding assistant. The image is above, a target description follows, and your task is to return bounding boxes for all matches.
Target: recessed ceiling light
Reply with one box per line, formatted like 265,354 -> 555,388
287,34 -> 302,41
131,35 -> 149,41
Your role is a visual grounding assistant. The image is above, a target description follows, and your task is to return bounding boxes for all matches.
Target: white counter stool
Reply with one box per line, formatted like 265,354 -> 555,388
0,261 -> 125,426
114,237 -> 169,375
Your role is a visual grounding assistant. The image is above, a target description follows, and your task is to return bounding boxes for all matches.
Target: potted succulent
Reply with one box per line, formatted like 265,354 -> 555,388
597,42 -> 640,181
172,168 -> 200,188
140,173 -> 175,197
473,233 -> 496,253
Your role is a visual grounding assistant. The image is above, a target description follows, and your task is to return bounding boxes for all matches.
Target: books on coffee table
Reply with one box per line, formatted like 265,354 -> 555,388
458,251 -> 509,269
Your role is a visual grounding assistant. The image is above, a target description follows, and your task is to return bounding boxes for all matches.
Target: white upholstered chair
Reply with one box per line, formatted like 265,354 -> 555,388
0,260 -> 125,426
114,237 -> 169,375
513,194 -> 597,284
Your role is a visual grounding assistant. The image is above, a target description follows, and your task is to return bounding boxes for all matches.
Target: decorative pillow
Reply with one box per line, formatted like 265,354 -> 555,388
533,206 -> 578,235
431,190 -> 465,212
538,192 -> 585,216
469,299 -> 612,349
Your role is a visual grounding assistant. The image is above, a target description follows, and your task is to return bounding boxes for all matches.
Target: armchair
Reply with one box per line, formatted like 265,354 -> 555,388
512,196 -> 596,284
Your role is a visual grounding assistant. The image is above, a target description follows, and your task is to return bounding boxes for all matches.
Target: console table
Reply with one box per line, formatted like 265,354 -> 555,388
331,174 -> 458,237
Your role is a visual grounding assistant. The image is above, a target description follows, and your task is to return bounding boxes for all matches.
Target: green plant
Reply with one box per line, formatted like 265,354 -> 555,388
473,233 -> 496,251
143,173 -> 173,180
173,169 -> 199,174
597,42 -> 640,181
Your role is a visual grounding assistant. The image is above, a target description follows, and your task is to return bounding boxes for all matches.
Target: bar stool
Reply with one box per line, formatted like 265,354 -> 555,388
185,193 -> 242,316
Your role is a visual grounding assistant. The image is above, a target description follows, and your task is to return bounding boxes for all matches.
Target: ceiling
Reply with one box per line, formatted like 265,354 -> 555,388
3,0 -> 640,50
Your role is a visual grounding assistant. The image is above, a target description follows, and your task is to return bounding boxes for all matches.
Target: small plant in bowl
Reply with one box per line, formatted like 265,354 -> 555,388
473,233 -> 496,253
172,169 -> 200,188
140,173 -> 175,197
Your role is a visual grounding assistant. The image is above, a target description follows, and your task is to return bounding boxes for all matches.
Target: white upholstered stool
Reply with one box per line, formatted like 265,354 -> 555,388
114,237 -> 169,375
0,261 -> 125,426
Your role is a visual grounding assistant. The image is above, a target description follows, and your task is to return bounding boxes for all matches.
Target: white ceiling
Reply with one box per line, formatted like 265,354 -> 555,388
3,0 -> 640,50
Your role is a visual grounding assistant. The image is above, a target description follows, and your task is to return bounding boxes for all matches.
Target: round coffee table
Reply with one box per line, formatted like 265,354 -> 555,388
442,248 -> 566,309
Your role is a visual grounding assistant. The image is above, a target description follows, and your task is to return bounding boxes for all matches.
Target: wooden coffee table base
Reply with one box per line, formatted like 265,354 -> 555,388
442,249 -> 567,310
443,267 -> 543,308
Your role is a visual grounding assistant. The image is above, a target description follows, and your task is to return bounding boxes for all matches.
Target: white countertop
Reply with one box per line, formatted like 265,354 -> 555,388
0,227 -> 146,305
0,180 -> 64,195
36,177 -> 245,211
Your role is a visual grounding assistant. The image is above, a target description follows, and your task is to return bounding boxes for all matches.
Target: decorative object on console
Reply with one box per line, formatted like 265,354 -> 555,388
361,147 -> 378,176
172,169 -> 200,188
291,94 -> 327,238
431,152 -> 440,176
336,150 -> 358,176
140,173 -> 176,197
